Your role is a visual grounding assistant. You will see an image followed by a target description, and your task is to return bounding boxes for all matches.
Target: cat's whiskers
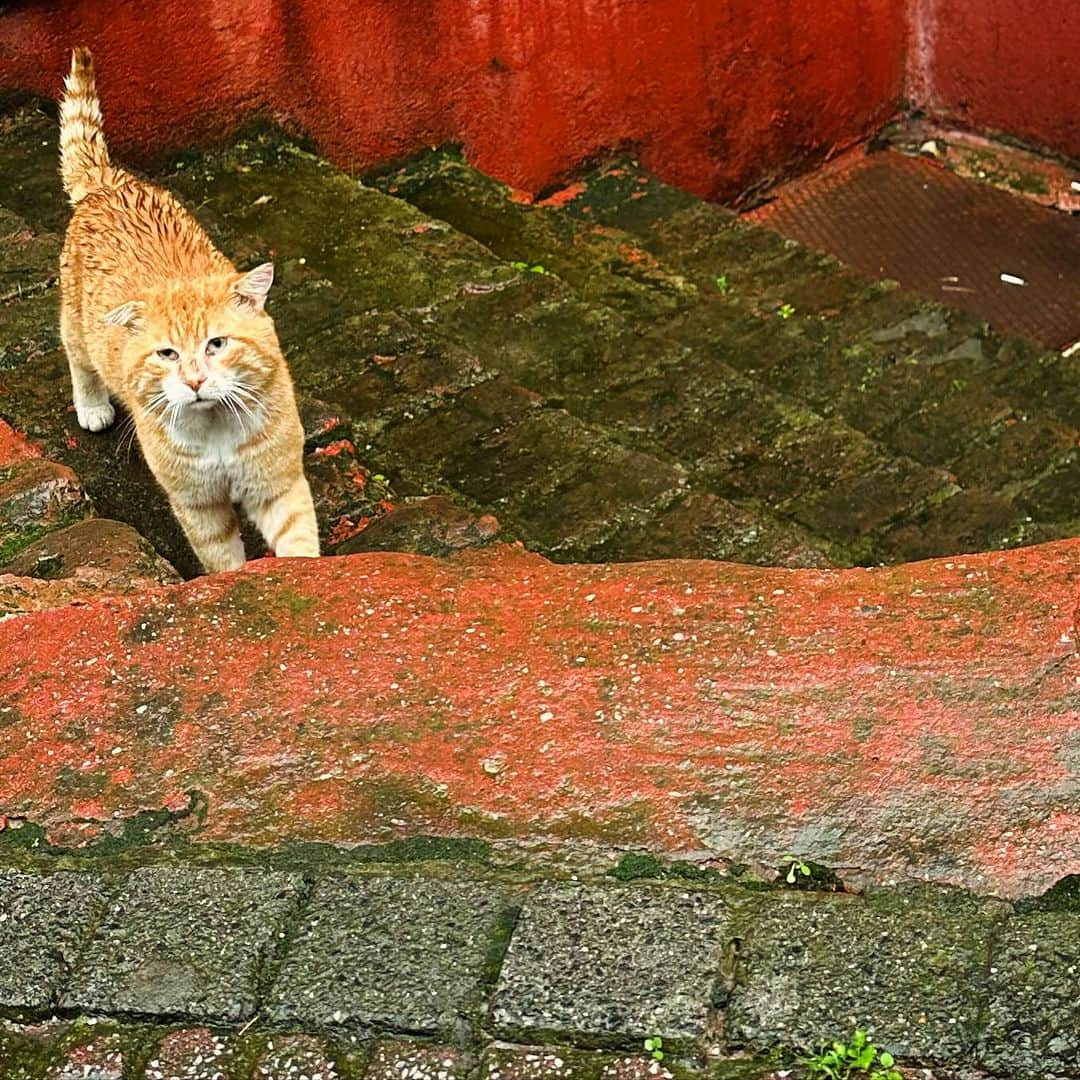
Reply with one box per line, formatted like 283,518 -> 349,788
115,413 -> 139,461
230,382 -> 266,412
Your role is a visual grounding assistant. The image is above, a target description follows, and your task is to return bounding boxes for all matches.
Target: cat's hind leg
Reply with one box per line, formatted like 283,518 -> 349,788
61,304 -> 115,432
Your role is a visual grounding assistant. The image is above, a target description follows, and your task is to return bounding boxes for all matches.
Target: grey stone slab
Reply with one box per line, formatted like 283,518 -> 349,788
727,887 -> 1002,1062
265,874 -> 512,1035
61,866 -> 303,1023
979,911 -> 1080,1080
0,871 -> 114,1010
491,882 -> 733,1045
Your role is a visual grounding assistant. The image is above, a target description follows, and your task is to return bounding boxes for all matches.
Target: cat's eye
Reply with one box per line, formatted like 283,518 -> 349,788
156,348 -> 179,362
206,336 -> 227,356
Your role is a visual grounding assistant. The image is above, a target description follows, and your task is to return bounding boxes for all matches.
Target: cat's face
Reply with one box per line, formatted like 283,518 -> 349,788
108,264 -> 279,427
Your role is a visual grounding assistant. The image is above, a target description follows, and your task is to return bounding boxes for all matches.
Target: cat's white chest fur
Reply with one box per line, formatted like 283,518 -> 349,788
169,409 -> 265,498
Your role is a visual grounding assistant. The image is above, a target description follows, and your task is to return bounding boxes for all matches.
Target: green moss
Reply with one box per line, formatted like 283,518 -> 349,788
0,1026 -> 62,1078
608,851 -> 729,885
0,522 -> 55,565
1019,873 -> 1080,914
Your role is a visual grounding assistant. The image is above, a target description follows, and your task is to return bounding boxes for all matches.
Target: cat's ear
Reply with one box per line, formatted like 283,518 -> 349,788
231,262 -> 274,311
103,300 -> 145,331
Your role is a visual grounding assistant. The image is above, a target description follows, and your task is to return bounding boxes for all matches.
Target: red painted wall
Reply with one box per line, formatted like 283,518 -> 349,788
907,0 -> 1080,159
0,0 -> 907,200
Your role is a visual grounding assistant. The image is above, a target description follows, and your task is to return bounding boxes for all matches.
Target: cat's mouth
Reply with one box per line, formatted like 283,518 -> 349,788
188,398 -> 218,411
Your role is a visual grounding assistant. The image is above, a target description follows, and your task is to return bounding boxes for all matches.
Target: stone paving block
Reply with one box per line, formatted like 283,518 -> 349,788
375,377 -> 543,496
165,138 -> 510,312
373,156 -> 698,321
978,911 -> 1080,1080
335,495 -> 500,558
0,871 -> 114,1010
61,866 -> 303,1023
876,487 -> 1031,563
727,888 -> 1001,1062
425,279 -> 625,395
0,458 -> 86,533
144,1028 -> 236,1080
950,413 -> 1077,491
266,875 -> 512,1035
289,314 -> 489,425
709,420 -> 900,512
998,348 -> 1080,430
789,457 -> 955,544
585,491 -> 835,568
879,385 -> 1017,468
438,409 -> 598,507
1015,452 -> 1080,525
491,883 -> 733,1045
365,1040 -> 468,1080
565,160 -> 706,235
508,446 -> 685,556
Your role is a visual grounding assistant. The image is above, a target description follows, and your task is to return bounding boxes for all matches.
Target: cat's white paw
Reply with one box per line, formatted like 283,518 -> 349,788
76,401 -> 115,432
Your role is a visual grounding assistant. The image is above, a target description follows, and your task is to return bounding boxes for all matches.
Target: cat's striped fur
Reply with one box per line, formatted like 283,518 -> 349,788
58,47 -> 319,574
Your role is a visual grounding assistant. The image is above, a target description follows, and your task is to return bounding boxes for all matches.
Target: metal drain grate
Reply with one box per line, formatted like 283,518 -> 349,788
748,151 -> 1080,350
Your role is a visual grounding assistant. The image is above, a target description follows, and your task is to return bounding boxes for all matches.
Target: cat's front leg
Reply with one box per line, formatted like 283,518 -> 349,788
170,498 -> 246,573
245,475 -> 320,559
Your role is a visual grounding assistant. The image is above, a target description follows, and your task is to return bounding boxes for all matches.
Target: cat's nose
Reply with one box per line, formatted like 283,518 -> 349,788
184,375 -> 206,393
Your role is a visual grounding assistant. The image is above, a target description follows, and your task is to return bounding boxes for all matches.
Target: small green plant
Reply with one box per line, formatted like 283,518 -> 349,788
715,273 -> 730,293
803,1030 -> 900,1080
643,1036 -> 664,1062
511,260 -> 550,275
778,302 -> 796,319
784,856 -> 812,884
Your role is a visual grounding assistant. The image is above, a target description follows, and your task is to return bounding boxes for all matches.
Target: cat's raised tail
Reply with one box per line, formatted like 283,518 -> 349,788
59,47 -> 111,205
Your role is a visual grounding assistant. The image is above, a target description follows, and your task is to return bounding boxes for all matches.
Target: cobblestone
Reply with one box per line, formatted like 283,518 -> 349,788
491,883 -> 733,1046
0,872 -> 114,1010
61,867 -> 303,1023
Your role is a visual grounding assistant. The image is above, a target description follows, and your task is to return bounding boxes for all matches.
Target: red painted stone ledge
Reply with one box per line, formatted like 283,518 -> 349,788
0,541 -> 1077,898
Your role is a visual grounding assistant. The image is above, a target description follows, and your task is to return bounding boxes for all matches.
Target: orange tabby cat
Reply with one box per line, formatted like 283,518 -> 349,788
58,47 -> 319,574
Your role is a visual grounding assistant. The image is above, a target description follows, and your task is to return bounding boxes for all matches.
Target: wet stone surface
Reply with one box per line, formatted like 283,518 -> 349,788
491,883 -> 733,1046
979,911 -> 1080,1080
0,106 -> 1072,574
726,888 -> 1004,1063
266,875 -> 514,1036
61,867 -> 303,1023
0,872 -> 115,1010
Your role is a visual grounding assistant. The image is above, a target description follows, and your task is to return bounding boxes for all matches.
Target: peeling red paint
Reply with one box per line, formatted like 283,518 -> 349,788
0,542 -> 1077,896
0,0 -> 908,201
